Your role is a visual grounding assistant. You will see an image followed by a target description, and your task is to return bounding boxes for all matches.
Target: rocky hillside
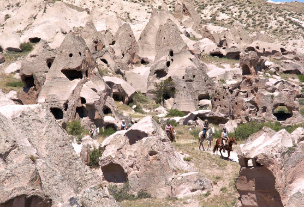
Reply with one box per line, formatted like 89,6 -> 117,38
1,0 -> 304,206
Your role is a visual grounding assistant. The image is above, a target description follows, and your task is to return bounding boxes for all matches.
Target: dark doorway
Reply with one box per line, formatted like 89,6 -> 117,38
50,108 -> 63,119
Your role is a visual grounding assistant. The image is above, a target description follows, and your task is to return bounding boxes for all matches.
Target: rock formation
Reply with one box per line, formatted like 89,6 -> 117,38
0,105 -> 118,207
237,127 -> 304,207
100,116 -> 212,198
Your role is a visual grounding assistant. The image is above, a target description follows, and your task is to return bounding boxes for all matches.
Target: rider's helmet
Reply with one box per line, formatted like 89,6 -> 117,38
223,127 -> 226,130
204,119 -> 208,122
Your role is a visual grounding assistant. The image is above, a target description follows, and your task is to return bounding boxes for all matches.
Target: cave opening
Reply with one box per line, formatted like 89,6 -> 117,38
154,69 -> 168,79
273,105 -> 292,121
61,69 -> 83,80
242,65 -> 251,75
76,106 -> 88,118
101,163 -> 127,183
50,108 -> 63,120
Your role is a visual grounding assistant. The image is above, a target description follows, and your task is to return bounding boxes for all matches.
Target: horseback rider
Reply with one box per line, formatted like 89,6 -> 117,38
165,120 -> 173,138
221,127 -> 229,152
202,119 -> 209,138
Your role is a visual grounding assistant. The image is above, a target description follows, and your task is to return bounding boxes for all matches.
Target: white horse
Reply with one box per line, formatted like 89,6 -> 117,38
198,127 -> 214,151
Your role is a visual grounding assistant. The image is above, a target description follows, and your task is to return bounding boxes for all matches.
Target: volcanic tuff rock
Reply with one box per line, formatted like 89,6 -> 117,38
212,76 -> 302,123
237,127 -> 304,207
100,116 -> 212,198
0,105 -> 118,207
17,31 -> 128,129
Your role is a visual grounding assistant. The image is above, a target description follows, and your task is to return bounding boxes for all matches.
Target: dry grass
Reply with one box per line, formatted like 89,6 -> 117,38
0,73 -> 23,93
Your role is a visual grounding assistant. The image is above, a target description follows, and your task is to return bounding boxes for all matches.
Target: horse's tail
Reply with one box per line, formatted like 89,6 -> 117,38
213,142 -> 217,153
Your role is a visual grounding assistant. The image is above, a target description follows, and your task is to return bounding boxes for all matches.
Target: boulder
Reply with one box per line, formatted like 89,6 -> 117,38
100,116 -> 212,198
4,62 -> 21,74
280,60 -> 304,74
178,110 -> 228,125
0,105 -> 118,206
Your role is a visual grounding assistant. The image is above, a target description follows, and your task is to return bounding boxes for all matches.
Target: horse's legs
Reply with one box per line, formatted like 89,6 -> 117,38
228,150 -> 230,160
219,148 -> 223,157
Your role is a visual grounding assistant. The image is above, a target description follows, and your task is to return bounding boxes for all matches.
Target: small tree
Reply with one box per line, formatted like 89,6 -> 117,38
151,78 -> 175,105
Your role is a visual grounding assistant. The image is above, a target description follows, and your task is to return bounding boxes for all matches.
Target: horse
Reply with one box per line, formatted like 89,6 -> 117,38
198,127 -> 214,151
213,137 -> 237,159
167,127 -> 176,142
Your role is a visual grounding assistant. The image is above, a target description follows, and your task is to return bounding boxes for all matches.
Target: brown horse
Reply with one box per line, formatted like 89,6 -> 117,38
213,137 -> 237,158
167,128 -> 175,142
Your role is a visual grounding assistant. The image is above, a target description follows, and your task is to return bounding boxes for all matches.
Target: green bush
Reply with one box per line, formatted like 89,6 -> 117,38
100,126 -> 116,137
298,74 -> 304,82
137,190 -> 152,199
108,182 -> 151,201
89,147 -> 104,167
233,121 -> 283,140
108,182 -> 135,202
133,104 -> 145,114
151,78 -> 175,105
166,109 -> 185,117
6,81 -> 24,87
132,92 -> 149,104
66,120 -> 84,136
183,156 -> 192,161
20,42 -> 33,52
4,14 -> 10,21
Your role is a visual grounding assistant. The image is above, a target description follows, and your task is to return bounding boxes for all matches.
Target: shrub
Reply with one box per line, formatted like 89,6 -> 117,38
20,42 -> 33,52
108,182 -> 135,202
220,187 -> 228,193
66,120 -> 84,136
166,109 -> 185,117
4,14 -> 11,21
29,155 -> 37,163
108,182 -> 151,201
183,156 -> 192,161
298,74 -> 304,82
100,126 -> 116,137
89,147 -> 103,167
233,121 -> 282,140
133,104 -> 145,113
6,81 -> 23,87
132,92 -> 149,104
137,190 -> 152,199
204,191 -> 211,197
151,78 -> 175,105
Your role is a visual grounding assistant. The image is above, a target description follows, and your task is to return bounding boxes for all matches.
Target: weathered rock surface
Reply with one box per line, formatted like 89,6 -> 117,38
237,127 -> 304,207
0,105 -> 119,207
212,76 -> 302,123
100,116 -> 212,198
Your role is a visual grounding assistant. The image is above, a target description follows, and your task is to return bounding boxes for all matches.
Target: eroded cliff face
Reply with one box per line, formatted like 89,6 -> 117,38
0,105 -> 119,207
236,127 -> 304,207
